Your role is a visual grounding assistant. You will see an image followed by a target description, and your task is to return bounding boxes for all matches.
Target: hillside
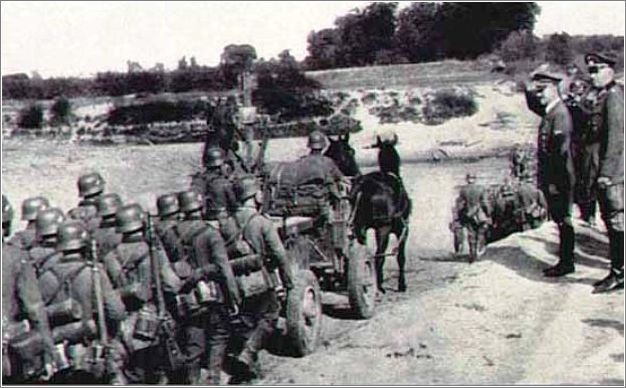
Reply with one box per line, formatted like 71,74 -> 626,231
306,60 -> 501,90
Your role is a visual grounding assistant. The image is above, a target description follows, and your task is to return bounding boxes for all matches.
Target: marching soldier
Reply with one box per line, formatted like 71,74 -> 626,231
2,195 -> 58,383
526,67 -> 577,278
194,147 -> 238,222
68,172 -> 106,232
101,204 -> 181,383
28,207 -> 66,275
37,221 -> 127,384
9,196 -> 50,250
174,190 -> 241,385
154,193 -> 184,264
584,52 -> 624,293
226,176 -> 295,382
92,193 -> 123,258
516,173 -> 548,231
454,173 -> 492,263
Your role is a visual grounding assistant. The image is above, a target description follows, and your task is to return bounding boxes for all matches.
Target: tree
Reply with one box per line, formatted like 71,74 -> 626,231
497,30 -> 539,62
305,28 -> 342,70
50,96 -> 71,126
545,32 -> 573,65
394,2 -> 443,62
219,44 -> 257,88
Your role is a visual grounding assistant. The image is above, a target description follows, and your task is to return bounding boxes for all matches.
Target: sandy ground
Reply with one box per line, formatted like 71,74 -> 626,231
2,85 -> 623,385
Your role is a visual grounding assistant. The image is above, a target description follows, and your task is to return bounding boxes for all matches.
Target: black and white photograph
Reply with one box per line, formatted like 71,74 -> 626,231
1,1 -> 624,385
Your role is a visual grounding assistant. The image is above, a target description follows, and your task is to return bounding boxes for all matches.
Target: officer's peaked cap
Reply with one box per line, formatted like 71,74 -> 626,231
585,51 -> 618,67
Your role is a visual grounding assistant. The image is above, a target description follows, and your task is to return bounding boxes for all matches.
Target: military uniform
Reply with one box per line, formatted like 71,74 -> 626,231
222,203 -> 294,381
2,243 -> 57,383
93,219 -> 122,259
9,224 -> 38,250
516,179 -> 548,230
298,153 -> 344,202
102,232 -> 180,383
456,177 -> 491,262
174,216 -> 241,385
585,51 -> 624,293
202,170 -> 238,220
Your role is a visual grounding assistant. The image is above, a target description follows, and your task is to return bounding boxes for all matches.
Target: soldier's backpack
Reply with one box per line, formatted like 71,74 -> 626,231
264,159 -> 331,217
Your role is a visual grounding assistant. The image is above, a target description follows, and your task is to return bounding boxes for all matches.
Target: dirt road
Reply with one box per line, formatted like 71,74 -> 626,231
3,139 -> 623,385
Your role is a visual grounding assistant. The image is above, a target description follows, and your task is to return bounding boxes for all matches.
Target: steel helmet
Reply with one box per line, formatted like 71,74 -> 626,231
204,147 -> 225,168
97,193 -> 123,218
21,196 -> 50,221
178,191 -> 203,214
307,131 -> 327,150
157,193 -> 180,217
78,172 -> 105,198
36,207 -> 66,239
2,194 -> 13,228
236,175 -> 260,202
57,221 -> 89,251
115,204 -> 145,234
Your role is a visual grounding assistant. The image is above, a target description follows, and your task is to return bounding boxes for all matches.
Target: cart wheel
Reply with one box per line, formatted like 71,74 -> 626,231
347,242 -> 377,319
286,269 -> 322,357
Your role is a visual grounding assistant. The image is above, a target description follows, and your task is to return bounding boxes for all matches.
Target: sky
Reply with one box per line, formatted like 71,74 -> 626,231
1,1 -> 624,78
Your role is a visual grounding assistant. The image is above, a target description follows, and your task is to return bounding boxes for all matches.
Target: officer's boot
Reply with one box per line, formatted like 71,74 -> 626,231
545,223 -> 575,277
593,231 -> 624,292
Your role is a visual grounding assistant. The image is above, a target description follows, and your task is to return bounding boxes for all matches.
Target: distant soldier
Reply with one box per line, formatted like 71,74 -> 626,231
92,193 -> 123,258
68,172 -> 106,232
193,147 -> 238,221
526,66 -> 577,278
225,176 -> 295,383
454,173 -> 492,263
28,207 -> 65,276
510,145 -> 532,180
2,195 -> 58,384
300,130 -> 345,204
515,173 -> 548,231
174,191 -> 241,385
38,221 -> 127,384
584,52 -> 624,293
102,204 -> 181,383
9,196 -> 50,250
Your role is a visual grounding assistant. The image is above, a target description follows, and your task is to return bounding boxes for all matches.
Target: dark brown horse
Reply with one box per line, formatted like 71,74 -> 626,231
325,135 -> 411,293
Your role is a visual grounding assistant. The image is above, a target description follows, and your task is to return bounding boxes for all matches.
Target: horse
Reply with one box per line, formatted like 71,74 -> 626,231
324,133 -> 361,177
325,135 -> 412,293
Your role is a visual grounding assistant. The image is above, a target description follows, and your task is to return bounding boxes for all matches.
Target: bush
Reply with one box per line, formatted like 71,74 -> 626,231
17,104 -> 44,129
50,97 -> 71,126
422,89 -> 478,125
107,100 -> 210,126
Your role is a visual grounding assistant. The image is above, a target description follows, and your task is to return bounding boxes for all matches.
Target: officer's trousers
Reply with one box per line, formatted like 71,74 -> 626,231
598,182 -> 624,272
544,186 -> 575,265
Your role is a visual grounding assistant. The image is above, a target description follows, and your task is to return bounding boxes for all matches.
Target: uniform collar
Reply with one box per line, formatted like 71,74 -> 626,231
545,98 -> 562,115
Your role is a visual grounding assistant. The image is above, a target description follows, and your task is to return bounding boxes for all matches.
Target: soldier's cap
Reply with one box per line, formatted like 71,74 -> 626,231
585,52 -> 618,67
530,67 -> 565,84
2,194 -> 13,224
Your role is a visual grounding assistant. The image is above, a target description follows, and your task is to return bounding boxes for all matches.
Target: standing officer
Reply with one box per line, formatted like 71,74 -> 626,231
92,193 -> 123,258
2,195 -> 58,383
526,67 -> 577,277
38,221 -> 127,384
68,172 -> 106,232
584,52 -> 624,293
173,191 -> 241,384
227,176 -> 295,382
454,173 -> 492,263
300,131 -> 345,204
102,204 -> 181,383
195,147 -> 238,222
9,196 -> 50,249
28,207 -> 66,275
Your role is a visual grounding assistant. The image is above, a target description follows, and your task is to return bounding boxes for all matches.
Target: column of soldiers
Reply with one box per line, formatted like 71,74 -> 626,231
2,154 -> 295,384
524,51 -> 623,292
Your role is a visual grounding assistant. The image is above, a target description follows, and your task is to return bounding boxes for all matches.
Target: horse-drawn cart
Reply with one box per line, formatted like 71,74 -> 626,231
263,164 -> 378,357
